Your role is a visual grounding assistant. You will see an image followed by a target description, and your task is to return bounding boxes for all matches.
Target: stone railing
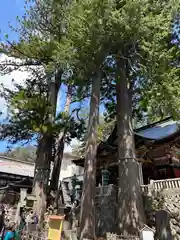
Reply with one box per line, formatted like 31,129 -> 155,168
140,185 -> 149,194
106,232 -> 140,240
141,178 -> 180,195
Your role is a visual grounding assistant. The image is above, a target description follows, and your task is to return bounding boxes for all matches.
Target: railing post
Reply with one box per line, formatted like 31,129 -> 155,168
148,180 -> 154,196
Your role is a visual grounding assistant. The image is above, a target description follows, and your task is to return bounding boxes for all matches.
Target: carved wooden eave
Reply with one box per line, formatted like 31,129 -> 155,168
0,177 -> 33,193
8,177 -> 33,189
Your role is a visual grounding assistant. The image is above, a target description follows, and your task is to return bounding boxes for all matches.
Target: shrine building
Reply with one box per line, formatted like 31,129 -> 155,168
73,117 -> 180,185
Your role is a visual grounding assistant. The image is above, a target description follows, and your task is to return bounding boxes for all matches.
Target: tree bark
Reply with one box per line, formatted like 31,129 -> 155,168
116,56 -> 145,235
50,85 -> 72,193
79,71 -> 101,240
33,134 -> 53,228
33,69 -> 62,227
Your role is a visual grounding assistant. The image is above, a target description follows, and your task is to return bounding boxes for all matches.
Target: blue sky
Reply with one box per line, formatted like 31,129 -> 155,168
0,0 -> 25,152
0,0 -> 25,42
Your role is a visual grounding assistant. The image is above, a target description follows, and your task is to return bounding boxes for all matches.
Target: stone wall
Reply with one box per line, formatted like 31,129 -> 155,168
95,185 -> 117,236
143,189 -> 180,240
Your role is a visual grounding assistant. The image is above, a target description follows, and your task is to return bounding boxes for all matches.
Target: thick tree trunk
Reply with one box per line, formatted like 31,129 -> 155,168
79,71 -> 101,240
116,57 -> 145,235
33,70 -> 62,227
33,134 -> 53,228
50,85 -> 72,192
51,136 -> 64,191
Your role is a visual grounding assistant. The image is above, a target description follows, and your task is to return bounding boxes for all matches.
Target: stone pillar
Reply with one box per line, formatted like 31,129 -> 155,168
155,210 -> 172,240
95,185 -> 117,236
138,163 -> 144,185
15,202 -> 21,224
148,180 -> 154,196
20,188 -> 28,202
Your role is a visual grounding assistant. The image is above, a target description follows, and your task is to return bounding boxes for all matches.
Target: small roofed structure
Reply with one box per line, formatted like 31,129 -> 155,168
0,177 -> 33,192
0,156 -> 34,188
73,117 -> 180,185
140,225 -> 155,240
0,177 -> 33,204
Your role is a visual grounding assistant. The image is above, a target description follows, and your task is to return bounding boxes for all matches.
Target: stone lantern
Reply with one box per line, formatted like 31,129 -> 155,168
140,225 -> 155,240
101,169 -> 109,186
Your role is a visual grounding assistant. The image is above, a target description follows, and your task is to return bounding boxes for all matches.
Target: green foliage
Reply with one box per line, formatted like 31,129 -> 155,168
0,0 -> 179,152
0,0 -> 86,146
0,1 -> 180,235
72,112 -> 114,158
101,1 -> 180,125
0,70 -> 50,143
5,1 -> 69,63
0,0 -> 179,150
0,79 -> 85,145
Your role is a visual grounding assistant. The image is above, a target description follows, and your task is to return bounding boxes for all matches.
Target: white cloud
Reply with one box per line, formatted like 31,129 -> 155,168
0,54 -> 28,116
65,138 -> 80,153
0,54 -> 29,116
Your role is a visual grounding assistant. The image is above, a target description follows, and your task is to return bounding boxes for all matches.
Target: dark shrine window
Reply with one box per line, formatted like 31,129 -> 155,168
158,168 -> 167,179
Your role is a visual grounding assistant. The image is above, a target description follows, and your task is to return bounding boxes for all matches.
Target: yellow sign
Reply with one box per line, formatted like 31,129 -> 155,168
48,215 -> 64,240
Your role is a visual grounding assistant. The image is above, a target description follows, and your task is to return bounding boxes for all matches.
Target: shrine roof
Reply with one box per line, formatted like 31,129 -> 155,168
140,224 -> 155,233
0,152 -> 76,178
135,118 -> 180,140
0,156 -> 34,177
103,117 -> 180,148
